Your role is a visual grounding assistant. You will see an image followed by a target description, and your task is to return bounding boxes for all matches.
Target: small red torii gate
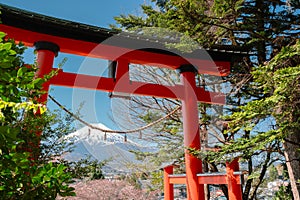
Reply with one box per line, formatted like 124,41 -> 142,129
164,158 -> 243,199
0,4 -> 245,200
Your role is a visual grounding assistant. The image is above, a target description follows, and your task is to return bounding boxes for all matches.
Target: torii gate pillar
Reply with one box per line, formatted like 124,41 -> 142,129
34,41 -> 60,103
178,65 -> 205,200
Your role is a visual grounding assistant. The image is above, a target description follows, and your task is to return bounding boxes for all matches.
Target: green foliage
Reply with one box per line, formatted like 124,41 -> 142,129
63,158 -> 106,181
149,170 -> 163,191
0,36 -> 42,103
0,155 -> 75,199
195,40 -> 300,163
0,33 -> 45,120
273,185 -> 293,200
0,32 -> 75,199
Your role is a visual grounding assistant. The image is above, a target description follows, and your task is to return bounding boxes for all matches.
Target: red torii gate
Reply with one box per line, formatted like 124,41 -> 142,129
0,4 -> 245,200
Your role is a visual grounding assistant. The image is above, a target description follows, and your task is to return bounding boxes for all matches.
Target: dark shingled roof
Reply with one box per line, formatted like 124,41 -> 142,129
0,4 -> 250,61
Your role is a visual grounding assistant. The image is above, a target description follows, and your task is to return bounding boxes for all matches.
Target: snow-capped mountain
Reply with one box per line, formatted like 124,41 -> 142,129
63,123 -> 156,174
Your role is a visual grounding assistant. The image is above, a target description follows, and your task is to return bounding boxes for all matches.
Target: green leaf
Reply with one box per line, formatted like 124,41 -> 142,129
0,32 -> 6,41
17,67 -> 25,77
1,43 -> 12,51
0,126 -> 19,141
0,62 -> 12,69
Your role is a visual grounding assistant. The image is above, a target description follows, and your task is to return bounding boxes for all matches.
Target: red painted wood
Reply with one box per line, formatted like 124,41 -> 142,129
164,166 -> 174,200
168,173 -> 242,185
33,47 -> 56,154
50,70 -> 225,104
0,24 -> 230,76
115,58 -> 129,81
180,71 -> 205,200
226,159 -> 242,200
36,49 -> 56,104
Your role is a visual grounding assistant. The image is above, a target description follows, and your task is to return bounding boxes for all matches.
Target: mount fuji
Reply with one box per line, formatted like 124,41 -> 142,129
62,123 -> 156,174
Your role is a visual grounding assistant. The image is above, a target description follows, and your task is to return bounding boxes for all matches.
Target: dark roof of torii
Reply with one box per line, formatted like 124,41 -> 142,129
0,3 -> 250,62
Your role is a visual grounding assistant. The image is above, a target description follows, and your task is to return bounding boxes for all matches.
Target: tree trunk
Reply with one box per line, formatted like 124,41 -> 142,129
283,131 -> 300,200
243,157 -> 253,200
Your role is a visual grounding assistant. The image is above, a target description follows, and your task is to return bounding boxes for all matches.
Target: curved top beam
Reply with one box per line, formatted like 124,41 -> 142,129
0,4 -> 248,76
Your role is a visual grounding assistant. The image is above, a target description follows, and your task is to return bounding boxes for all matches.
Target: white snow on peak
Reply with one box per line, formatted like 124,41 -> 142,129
62,123 -> 156,173
64,123 -> 135,145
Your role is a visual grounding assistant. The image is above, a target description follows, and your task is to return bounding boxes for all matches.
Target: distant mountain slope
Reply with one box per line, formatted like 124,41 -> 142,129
63,123 -> 156,174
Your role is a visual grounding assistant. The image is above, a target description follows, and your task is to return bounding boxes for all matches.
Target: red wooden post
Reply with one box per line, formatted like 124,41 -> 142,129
115,58 -> 129,81
164,165 -> 174,200
34,41 -> 59,104
24,41 -> 59,161
226,158 -> 242,200
34,41 -> 59,146
178,65 -> 205,200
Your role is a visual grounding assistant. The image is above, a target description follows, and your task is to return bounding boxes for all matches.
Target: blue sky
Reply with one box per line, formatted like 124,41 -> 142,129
0,0 -> 148,129
0,0 -> 146,28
